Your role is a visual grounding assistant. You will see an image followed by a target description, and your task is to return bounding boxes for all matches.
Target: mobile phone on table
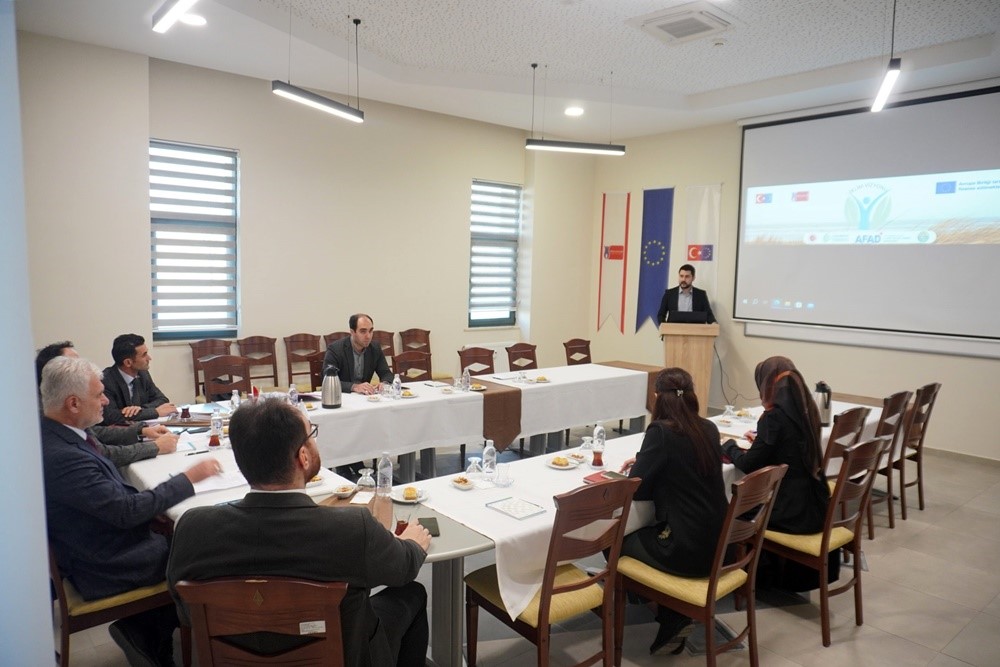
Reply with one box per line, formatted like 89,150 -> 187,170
417,517 -> 440,537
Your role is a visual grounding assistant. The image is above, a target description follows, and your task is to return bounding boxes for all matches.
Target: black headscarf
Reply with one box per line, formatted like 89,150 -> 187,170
755,356 -> 824,479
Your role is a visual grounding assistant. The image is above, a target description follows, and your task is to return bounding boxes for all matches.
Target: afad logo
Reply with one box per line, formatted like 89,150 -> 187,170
844,183 -> 891,230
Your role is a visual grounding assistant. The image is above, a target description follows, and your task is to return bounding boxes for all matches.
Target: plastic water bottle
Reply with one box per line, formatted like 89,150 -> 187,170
230,389 -> 241,409
376,452 -> 393,497
210,408 -> 223,437
288,383 -> 299,405
482,439 -> 497,483
392,373 -> 402,400
462,367 -> 471,392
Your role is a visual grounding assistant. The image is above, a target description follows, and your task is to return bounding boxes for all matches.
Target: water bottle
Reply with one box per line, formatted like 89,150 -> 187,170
482,439 -> 497,483
392,373 -> 402,400
376,452 -> 393,497
210,408 -> 223,437
288,383 -> 299,405
593,424 -> 606,449
230,389 -> 241,409
462,367 -> 471,392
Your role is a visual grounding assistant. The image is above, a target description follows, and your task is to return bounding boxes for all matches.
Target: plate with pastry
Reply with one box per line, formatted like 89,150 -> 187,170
304,402 -> 317,411
469,383 -> 487,392
567,452 -> 587,464
390,486 -> 428,504
546,455 -> 579,470
534,375 -> 550,383
400,389 -> 417,399
332,484 -> 356,499
451,476 -> 474,491
306,474 -> 326,488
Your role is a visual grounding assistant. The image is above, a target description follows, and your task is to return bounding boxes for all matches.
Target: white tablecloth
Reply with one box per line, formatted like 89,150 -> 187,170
479,363 -> 648,438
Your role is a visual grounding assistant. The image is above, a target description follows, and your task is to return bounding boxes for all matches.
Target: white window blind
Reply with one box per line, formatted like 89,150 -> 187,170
149,140 -> 238,340
469,180 -> 521,327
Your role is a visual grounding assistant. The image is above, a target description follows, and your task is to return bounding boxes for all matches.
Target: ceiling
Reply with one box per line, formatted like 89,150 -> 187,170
15,0 -> 1000,141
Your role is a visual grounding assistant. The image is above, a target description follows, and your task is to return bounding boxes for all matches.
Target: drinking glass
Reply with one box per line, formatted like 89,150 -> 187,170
356,468 -> 376,492
495,463 -> 513,487
466,457 -> 483,480
580,436 -> 594,452
723,405 -> 736,418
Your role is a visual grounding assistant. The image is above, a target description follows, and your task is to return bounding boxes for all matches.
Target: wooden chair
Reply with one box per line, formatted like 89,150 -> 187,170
821,406 -> 871,473
466,478 -> 640,667
305,350 -> 326,392
866,390 -> 913,537
283,334 -> 322,389
394,350 -> 432,382
175,577 -> 347,666
614,465 -> 788,667
762,436 -> 891,647
49,547 -> 190,667
400,328 -> 431,354
458,347 -> 495,376
202,355 -> 251,401
506,342 -> 538,371
188,339 -> 231,397
323,331 -> 350,348
236,336 -> 279,389
897,382 -> 941,519
563,338 -> 592,366
372,330 -> 396,369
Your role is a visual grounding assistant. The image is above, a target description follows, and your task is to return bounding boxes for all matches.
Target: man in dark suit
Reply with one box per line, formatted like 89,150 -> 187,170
323,313 -> 393,395
657,263 -> 716,324
40,355 -> 220,666
101,333 -> 177,425
167,398 -> 432,666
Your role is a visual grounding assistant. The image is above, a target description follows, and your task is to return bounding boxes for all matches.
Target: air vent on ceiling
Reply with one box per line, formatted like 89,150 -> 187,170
628,1 -> 737,46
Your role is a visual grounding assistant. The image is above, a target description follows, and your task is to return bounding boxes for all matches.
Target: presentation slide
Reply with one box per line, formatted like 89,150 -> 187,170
735,89 -> 1000,340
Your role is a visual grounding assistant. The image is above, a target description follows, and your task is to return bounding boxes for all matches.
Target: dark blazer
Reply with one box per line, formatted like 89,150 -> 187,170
89,426 -> 159,468
41,417 -> 194,600
101,366 -> 170,425
167,492 -> 427,667
657,285 -> 716,324
322,336 -> 392,393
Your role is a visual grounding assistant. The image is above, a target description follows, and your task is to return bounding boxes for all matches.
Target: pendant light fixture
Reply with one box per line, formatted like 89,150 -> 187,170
525,63 -> 625,156
871,0 -> 901,112
152,0 -> 200,33
271,13 -> 364,123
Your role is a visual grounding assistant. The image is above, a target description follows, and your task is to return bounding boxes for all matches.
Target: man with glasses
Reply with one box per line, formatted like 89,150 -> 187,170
168,398 -> 432,666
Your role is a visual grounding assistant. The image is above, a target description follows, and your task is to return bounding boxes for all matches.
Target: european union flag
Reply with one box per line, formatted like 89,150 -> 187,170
935,181 -> 957,194
635,188 -> 674,332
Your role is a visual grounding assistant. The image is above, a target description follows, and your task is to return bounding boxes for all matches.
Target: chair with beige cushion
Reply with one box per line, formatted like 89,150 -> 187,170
614,465 -> 788,667
394,350 -> 432,382
866,390 -> 913,537
506,342 -> 538,371
236,335 -> 279,390
762,436 -> 891,647
563,338 -> 592,366
188,338 -> 231,398
283,333 -> 322,390
201,355 -> 251,401
897,382 -> 942,518
465,478 -> 640,667
399,328 -> 431,354
372,330 -> 396,370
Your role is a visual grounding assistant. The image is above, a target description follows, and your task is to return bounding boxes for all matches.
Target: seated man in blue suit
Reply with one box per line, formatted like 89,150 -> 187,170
656,263 -> 716,324
41,355 -> 220,666
167,398 -> 432,666
101,333 -> 178,426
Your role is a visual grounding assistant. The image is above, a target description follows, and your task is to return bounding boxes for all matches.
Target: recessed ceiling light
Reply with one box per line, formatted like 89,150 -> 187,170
564,106 -> 585,117
178,14 -> 207,27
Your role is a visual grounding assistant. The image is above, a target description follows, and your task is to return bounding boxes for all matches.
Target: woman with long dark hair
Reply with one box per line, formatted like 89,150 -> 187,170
723,356 -> 829,535
618,367 -> 728,655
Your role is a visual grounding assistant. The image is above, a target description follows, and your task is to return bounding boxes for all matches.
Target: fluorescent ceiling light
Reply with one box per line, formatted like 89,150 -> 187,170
564,106 -> 585,117
871,58 -> 901,112
152,0 -> 200,34
525,138 -> 625,156
178,14 -> 207,27
271,80 -> 365,123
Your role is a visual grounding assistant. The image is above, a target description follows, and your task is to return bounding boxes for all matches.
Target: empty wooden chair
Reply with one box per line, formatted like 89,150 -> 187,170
763,437 -> 890,647
458,347 -> 495,376
175,577 -> 347,666
897,382 -> 942,518
821,406 -> 871,473
466,478 -> 640,667
323,331 -> 350,348
563,338 -> 591,366
202,355 -> 251,401
400,328 -> 431,354
305,350 -> 326,392
236,335 -> 279,389
505,342 -> 538,371
372,330 -> 395,369
867,390 -> 912,537
188,339 -> 231,397
394,350 -> 432,382
283,333 -> 322,389
614,465 -> 787,667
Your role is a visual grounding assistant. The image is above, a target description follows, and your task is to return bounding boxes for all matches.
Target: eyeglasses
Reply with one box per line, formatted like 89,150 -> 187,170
302,423 -> 319,444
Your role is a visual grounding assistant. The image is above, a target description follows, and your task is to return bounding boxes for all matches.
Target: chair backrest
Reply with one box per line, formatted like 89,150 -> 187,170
875,389 -> 913,464
202,355 -> 252,400
175,577 -> 347,667
394,350 -> 432,382
189,339 -> 232,397
536,479 -> 640,627
826,436 -> 892,540
821,406 -> 871,469
708,465 -> 788,601
458,347 -> 495,375
399,328 -> 431,355
372,330 -> 395,367
283,334 -> 322,386
505,342 -> 538,371
902,382 -> 941,454
305,350 -> 326,392
236,336 -> 279,389
323,332 -> 350,348
563,338 -> 591,366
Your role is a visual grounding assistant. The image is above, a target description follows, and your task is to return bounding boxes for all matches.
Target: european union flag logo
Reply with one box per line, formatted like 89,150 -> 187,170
935,181 -> 957,194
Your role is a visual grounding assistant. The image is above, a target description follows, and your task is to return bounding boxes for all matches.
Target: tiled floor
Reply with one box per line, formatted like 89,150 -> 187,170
61,440 -> 1000,667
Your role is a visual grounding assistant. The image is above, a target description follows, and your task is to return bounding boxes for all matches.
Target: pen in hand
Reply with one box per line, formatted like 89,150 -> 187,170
186,450 -> 211,456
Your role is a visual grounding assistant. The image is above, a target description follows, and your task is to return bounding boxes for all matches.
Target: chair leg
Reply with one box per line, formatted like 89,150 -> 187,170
866,498 -> 875,540
613,578 -> 625,667
899,460 -> 909,521
459,444 -> 466,472
916,452 -> 925,510
181,624 -> 192,667
746,588 -> 760,667
537,624 -> 550,667
466,595 -> 479,667
705,616 -> 717,667
885,464 -> 896,530
58,625 -> 70,667
853,542 -> 864,627
819,555 -> 831,647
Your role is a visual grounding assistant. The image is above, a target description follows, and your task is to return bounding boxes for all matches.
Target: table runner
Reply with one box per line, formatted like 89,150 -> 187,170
596,360 -> 660,414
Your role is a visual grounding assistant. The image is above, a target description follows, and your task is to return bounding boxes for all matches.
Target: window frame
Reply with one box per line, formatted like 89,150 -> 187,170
468,179 -> 522,328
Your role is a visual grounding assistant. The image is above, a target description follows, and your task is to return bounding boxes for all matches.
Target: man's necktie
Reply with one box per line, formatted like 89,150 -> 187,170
129,379 -> 138,405
84,433 -> 102,456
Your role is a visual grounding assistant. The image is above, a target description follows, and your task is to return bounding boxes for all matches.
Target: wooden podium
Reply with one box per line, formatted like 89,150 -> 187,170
658,323 -> 719,416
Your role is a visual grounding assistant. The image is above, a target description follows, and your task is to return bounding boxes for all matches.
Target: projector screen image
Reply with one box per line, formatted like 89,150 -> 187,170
736,89 -> 1000,341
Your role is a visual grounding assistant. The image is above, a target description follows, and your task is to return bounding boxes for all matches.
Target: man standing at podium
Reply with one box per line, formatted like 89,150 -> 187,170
657,264 -> 716,324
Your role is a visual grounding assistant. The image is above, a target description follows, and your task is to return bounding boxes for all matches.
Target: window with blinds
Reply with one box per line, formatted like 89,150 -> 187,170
469,180 -> 521,327
149,140 -> 239,340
